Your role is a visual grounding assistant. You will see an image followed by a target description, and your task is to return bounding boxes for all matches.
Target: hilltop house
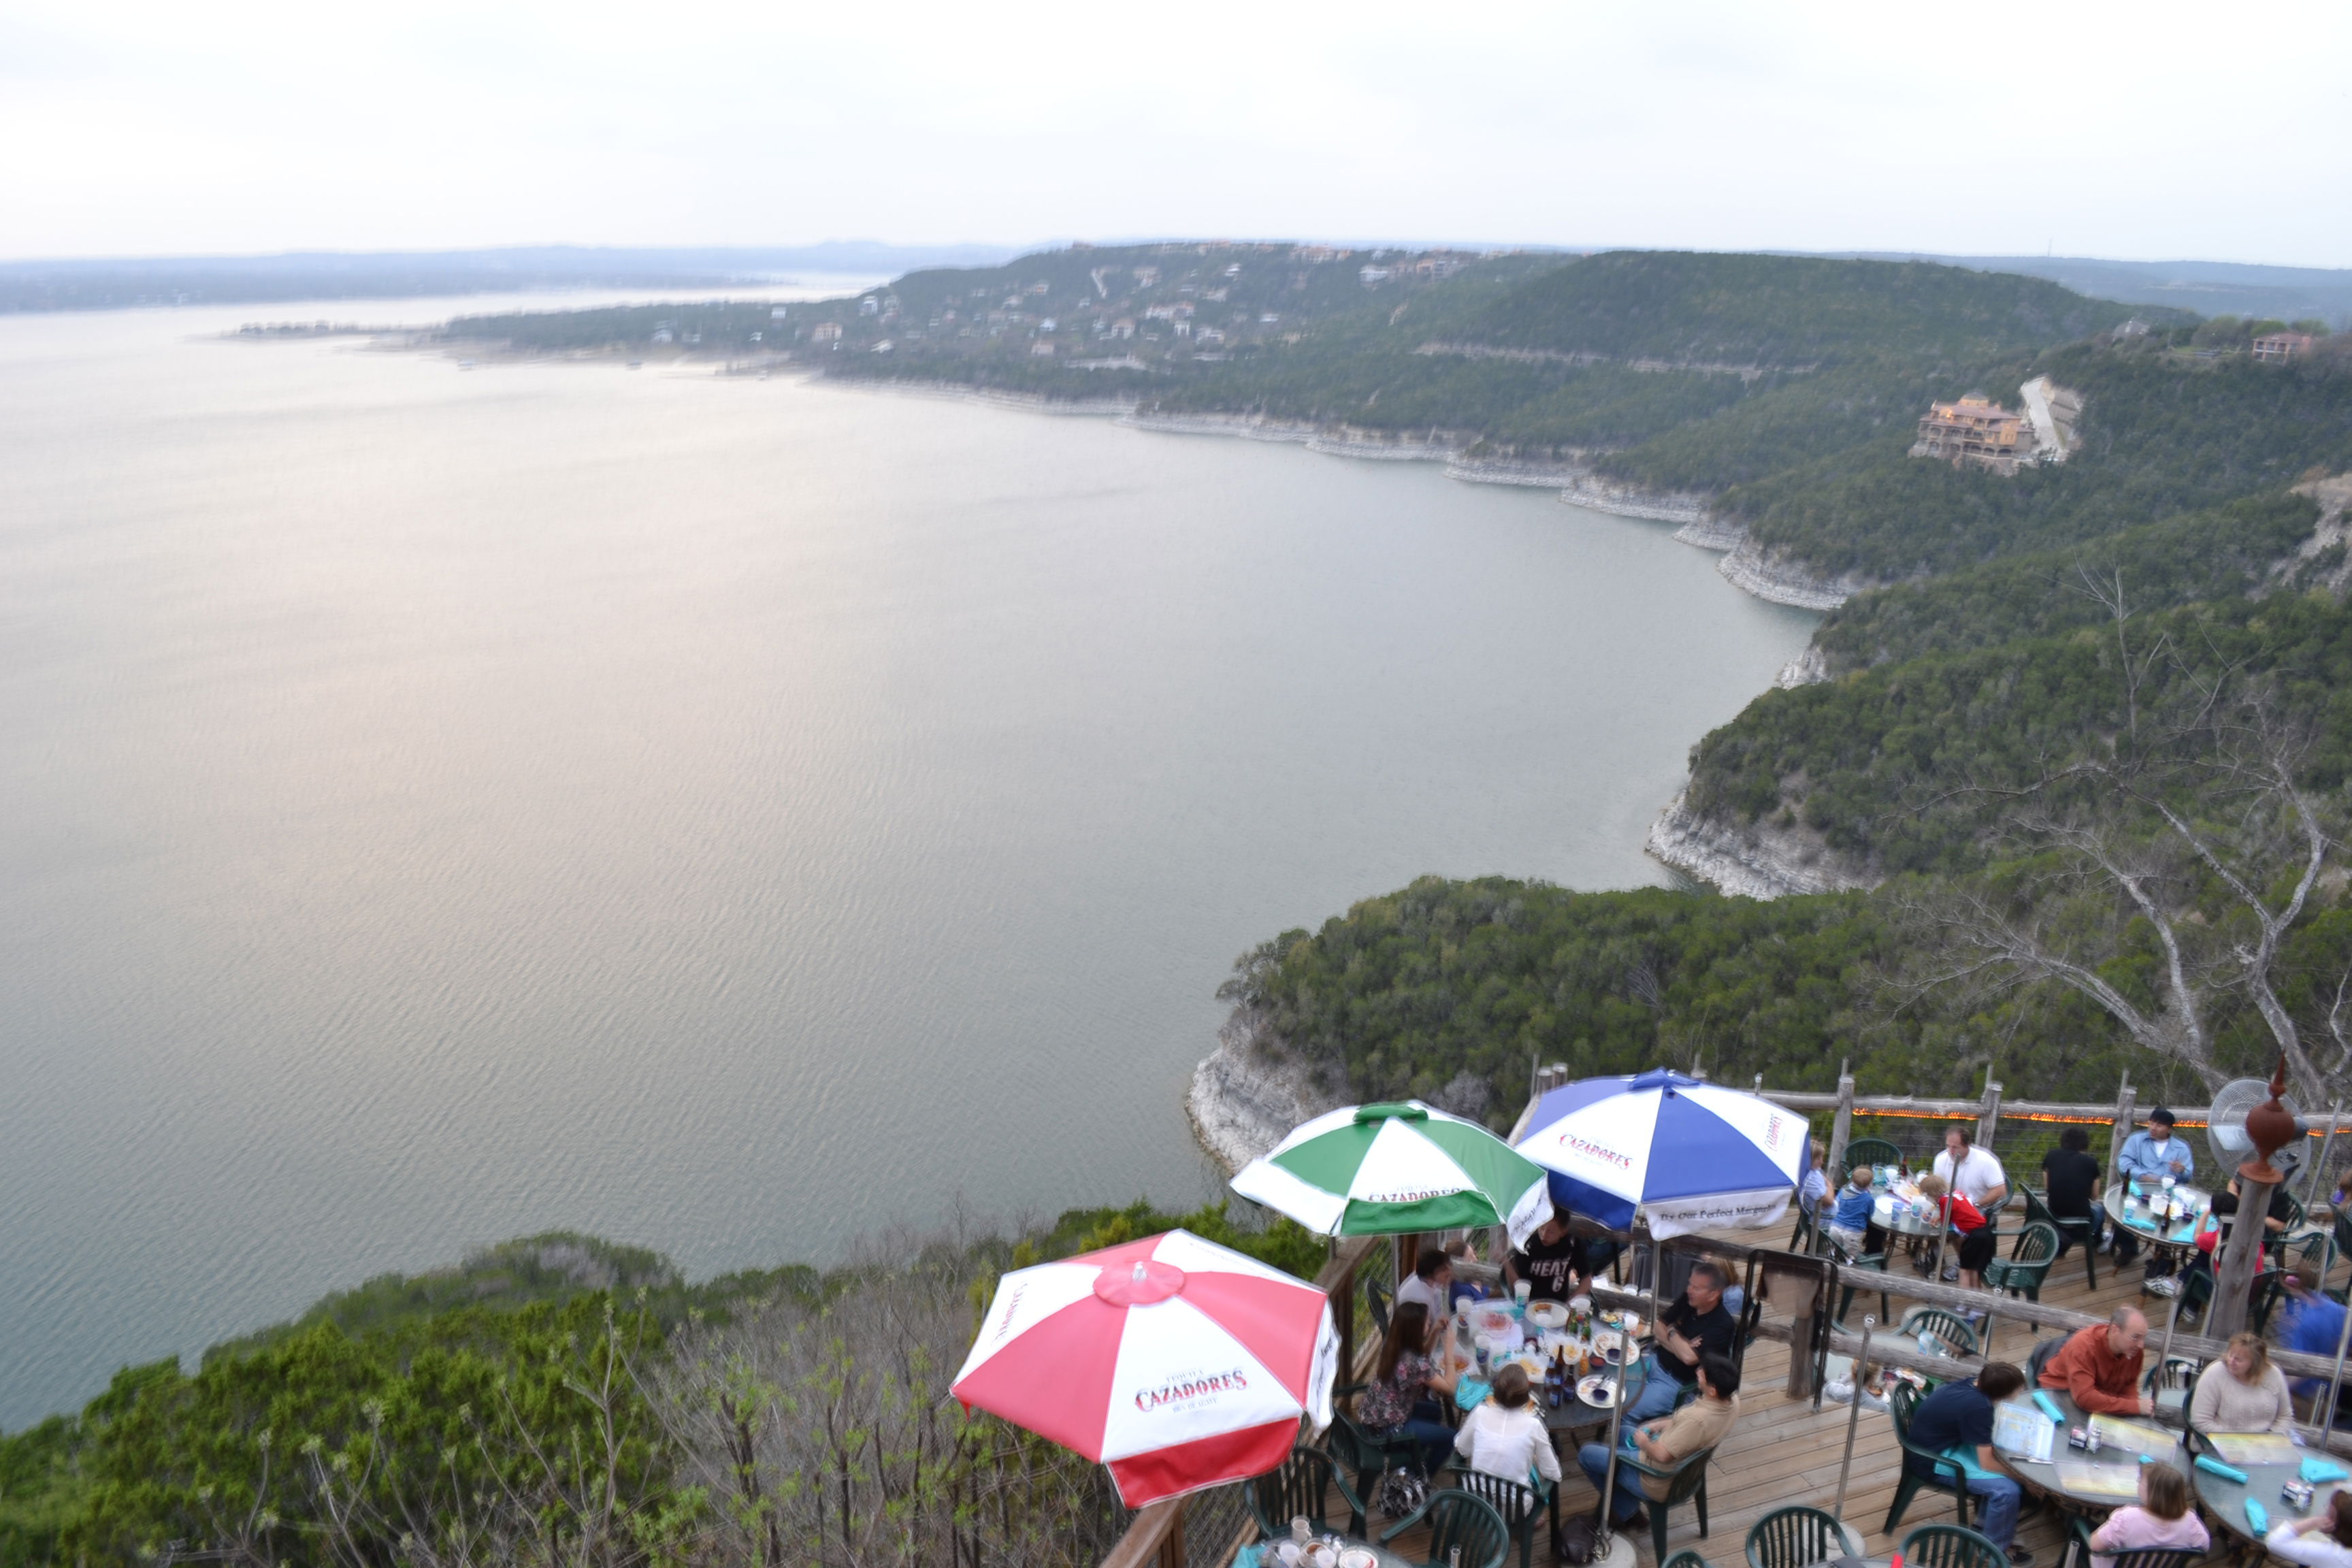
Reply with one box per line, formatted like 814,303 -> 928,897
2254,331 -> 2317,363
1910,394 -> 2035,474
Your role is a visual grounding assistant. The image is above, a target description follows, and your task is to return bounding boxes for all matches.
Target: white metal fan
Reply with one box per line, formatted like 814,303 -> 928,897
2208,1076 -> 2300,1173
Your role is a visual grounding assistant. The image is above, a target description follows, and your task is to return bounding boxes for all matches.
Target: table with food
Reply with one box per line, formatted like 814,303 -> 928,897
1437,1293 -> 1644,1435
1991,1387 -> 2189,1513
1243,1529 -> 1410,1568
2102,1175 -> 2212,1256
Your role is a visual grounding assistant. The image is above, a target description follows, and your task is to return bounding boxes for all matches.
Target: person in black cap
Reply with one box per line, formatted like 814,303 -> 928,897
2116,1107 -> 2194,1279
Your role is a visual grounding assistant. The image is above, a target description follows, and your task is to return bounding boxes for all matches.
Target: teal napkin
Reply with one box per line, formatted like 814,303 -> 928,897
1456,1376 -> 1491,1411
1235,1549 -> 1262,1568
2246,1499 -> 2270,1535
2032,1390 -> 2064,1422
2304,1458 -> 2351,1484
2195,1454 -> 2249,1484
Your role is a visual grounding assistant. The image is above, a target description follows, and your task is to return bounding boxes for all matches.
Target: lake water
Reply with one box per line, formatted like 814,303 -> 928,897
0,293 -> 1815,1426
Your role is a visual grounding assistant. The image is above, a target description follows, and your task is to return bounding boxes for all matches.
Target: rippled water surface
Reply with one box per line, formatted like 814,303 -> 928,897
0,295 -> 1816,1424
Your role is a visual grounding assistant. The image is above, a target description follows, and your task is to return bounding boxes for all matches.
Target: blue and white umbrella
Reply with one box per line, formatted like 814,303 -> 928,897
1514,1068 -> 1810,1239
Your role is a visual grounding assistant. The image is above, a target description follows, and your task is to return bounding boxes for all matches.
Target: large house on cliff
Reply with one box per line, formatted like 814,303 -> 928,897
1911,394 -> 2035,474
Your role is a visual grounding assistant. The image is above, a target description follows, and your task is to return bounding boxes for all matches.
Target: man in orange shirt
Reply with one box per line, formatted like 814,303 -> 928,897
2039,1307 -> 2153,1416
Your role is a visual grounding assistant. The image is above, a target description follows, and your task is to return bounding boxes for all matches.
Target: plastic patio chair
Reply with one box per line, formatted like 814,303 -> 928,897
1789,1201 -> 1821,1255
2026,1330 -> 2068,1388
1885,1382 -> 1974,1533
1251,1446 -> 1366,1540
1899,1306 -> 1982,1359
2019,1188 -> 2098,1289
1379,1489 -> 1511,1568
2142,1357 -> 2203,1450
1844,1137 -> 1905,1175
1982,1221 -> 2061,1301
1663,1554 -> 1712,1568
2059,1518 -> 2201,1568
1439,1463 -> 1554,1568
1324,1388 -> 1424,1501
1365,1275 -> 1391,1340
1835,1254 -> 1891,1327
1901,1522 -> 2007,1568
1744,1504 -> 1861,1568
1613,1441 -> 1716,1566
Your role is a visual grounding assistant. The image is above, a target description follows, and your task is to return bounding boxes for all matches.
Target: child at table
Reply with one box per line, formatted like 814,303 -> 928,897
2084,1463 -> 2206,1568
2268,1491 -> 2352,1568
1916,1172 -> 1995,1292
1828,1164 -> 1876,1256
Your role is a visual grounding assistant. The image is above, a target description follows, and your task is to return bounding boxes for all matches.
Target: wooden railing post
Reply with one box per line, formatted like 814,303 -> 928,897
2109,1073 -> 2136,1188
1825,1061 -> 1855,1186
1977,1078 -> 2004,1151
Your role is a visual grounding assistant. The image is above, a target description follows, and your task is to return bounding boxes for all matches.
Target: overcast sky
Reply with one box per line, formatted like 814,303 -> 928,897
3,0 -> 2347,265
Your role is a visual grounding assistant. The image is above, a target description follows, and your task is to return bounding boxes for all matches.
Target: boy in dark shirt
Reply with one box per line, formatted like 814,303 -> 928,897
1506,1208 -> 1585,1302
1906,1362 -> 2031,1563
2040,1126 -> 2106,1254
1622,1259 -> 1737,1422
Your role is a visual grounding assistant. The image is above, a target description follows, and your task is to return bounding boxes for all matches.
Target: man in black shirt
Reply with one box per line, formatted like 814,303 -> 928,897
2040,1126 -> 2105,1254
1622,1259 -> 1737,1423
1906,1362 -> 2030,1563
1506,1208 -> 1585,1302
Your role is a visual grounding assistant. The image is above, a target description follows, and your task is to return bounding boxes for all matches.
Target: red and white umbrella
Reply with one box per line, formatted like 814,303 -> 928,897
951,1228 -> 1339,1506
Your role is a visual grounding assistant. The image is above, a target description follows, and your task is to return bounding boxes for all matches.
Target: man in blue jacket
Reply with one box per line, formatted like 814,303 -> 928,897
1906,1362 -> 2032,1564
2114,1108 -> 2194,1277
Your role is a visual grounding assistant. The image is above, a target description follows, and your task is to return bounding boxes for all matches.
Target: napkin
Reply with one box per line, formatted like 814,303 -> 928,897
1235,1549 -> 1263,1568
2246,1499 -> 2270,1536
2303,1458 -> 2351,1484
1455,1377 -> 1491,1411
2032,1391 -> 2064,1422
2194,1454 -> 2249,1484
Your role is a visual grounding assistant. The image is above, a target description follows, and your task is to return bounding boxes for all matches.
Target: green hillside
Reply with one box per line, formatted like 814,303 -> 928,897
1439,251 -> 2134,367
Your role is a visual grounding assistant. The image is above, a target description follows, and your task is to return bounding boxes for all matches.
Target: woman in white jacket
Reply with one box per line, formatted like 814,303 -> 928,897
1454,1365 -> 1563,1487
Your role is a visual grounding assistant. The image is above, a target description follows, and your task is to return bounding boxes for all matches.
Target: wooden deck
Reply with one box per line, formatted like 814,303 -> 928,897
1363,1226 -> 2303,1568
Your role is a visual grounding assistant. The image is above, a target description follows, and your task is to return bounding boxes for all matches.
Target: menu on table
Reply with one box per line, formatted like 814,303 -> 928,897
2055,1462 -> 2146,1501
2208,1432 -> 2301,1466
1993,1401 -> 2055,1463
2087,1414 -> 2176,1459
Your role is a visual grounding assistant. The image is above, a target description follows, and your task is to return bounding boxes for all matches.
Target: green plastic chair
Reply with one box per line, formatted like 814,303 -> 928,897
2142,1356 -> 2204,1453
1614,1441 -> 1716,1567
1835,1254 -> 1891,1326
1663,1553 -> 1712,1568
2059,1518 -> 2201,1568
1899,1306 -> 1982,1358
1365,1275 -> 1392,1339
1744,1505 -> 1861,1568
2018,1187 -> 2098,1288
1324,1387 -> 1424,1501
1379,1489 -> 1511,1568
1250,1446 -> 1365,1540
1788,1200 -> 1821,1255
1884,1382 -> 1974,1533
1901,1523 -> 2006,1568
1439,1465 -> 1554,1568
1845,1138 -> 1905,1175
1982,1221 -> 2061,1301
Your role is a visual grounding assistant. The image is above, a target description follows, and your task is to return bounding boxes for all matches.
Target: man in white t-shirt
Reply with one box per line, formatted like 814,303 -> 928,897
1933,1126 -> 2010,1211
1393,1246 -> 1453,1319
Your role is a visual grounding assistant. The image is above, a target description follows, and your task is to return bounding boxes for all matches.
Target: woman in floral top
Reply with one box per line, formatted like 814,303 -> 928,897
1356,1302 -> 1457,1471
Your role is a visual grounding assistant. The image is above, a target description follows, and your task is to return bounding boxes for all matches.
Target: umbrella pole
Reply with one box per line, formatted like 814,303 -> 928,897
1595,1239 -> 1644,1549
2153,1287 -> 2183,1384
2309,1100 -> 2341,1209
1833,1318 -> 1875,1524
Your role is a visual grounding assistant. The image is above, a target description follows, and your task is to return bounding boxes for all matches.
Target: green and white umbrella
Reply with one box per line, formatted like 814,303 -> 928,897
1231,1100 -> 1554,1250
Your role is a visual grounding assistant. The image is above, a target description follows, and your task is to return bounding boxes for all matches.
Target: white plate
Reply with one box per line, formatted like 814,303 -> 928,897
1578,1373 -> 1624,1407
1526,1301 -> 1569,1330
1339,1550 -> 1378,1568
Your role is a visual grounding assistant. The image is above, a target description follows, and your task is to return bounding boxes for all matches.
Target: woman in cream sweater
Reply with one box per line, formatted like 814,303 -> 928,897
2189,1333 -> 2294,1434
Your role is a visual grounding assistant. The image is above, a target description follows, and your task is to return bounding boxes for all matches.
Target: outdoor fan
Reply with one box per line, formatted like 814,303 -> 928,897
2208,1076 -> 2302,1175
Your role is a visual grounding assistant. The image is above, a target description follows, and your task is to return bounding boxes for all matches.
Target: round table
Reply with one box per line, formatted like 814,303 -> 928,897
2104,1178 -> 2210,1258
1997,1389 -> 2188,1518
2189,1450 -> 2345,1549
1872,1193 -> 1942,1240
1544,1354 -> 1648,1437
1256,1535 -> 1414,1568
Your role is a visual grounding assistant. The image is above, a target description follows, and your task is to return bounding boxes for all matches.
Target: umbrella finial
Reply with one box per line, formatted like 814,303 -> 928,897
1132,1262 -> 1148,1283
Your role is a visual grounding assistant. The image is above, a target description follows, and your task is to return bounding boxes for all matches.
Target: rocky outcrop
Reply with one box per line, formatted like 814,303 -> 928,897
1672,516 -> 1747,552
1186,1009 -> 1344,1174
1646,789 -> 1877,900
1716,535 -> 1877,612
1118,411 -> 1318,442
1558,477 -> 1710,525
2265,473 -> 2352,599
1443,457 -> 1592,488
1773,642 -> 1831,688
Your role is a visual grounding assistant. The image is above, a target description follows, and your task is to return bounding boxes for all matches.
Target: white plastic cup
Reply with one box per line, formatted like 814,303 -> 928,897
1514,1279 -> 1532,1305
